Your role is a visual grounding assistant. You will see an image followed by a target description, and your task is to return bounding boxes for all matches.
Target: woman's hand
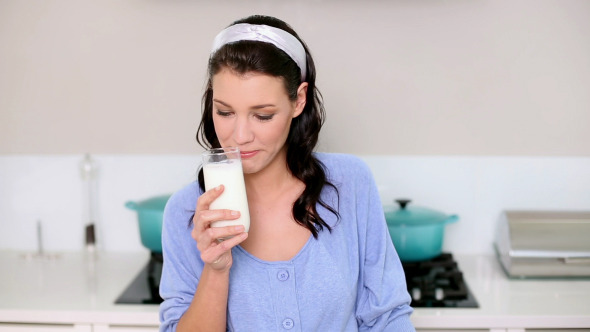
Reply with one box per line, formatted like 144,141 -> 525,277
192,185 -> 248,272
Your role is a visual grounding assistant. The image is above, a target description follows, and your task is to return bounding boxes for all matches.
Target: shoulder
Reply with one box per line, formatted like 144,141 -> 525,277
314,152 -> 373,182
164,181 -> 201,219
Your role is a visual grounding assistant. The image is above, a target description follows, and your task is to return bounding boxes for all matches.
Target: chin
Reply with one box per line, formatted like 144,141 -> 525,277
240,161 -> 259,175
241,159 -> 271,175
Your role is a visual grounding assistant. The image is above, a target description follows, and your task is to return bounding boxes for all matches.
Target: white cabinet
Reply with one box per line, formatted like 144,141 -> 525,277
93,325 -> 159,332
416,329 -> 489,332
0,323 -> 91,332
526,330 -> 590,332
0,324 -> 160,332
417,329 -> 590,332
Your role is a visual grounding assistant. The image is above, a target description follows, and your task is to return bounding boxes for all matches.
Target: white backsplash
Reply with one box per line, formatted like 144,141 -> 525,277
1,154 -> 589,255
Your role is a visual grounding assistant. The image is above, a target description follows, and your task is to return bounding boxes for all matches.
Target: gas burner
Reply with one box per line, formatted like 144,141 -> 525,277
401,253 -> 478,308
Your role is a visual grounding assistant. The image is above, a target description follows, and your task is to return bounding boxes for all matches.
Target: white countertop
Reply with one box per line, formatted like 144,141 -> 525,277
0,250 -> 159,326
412,255 -> 590,329
1,251 -> 589,329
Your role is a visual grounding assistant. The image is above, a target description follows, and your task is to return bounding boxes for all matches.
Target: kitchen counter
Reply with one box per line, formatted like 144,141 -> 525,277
412,255 -> 590,330
0,250 -> 159,329
1,251 -> 589,331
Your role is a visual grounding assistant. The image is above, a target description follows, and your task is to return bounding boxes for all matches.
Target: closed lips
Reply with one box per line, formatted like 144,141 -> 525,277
240,151 -> 258,158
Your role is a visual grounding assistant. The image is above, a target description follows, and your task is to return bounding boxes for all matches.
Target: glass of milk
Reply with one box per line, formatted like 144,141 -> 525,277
202,147 -> 250,233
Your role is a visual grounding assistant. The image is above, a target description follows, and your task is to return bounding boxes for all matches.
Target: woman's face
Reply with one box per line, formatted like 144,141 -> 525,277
211,68 -> 307,175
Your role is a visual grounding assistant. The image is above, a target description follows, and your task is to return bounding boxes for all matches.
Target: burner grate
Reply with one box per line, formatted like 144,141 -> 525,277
401,253 -> 478,308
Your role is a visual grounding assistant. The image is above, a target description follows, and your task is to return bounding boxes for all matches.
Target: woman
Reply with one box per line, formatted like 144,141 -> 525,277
159,15 -> 415,332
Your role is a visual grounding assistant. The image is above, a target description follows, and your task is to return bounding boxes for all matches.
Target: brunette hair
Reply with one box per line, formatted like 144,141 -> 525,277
196,15 -> 339,237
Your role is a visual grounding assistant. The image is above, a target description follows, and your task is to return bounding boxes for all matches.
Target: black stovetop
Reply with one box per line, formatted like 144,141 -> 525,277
115,252 -> 478,308
401,253 -> 479,308
116,252 -> 163,305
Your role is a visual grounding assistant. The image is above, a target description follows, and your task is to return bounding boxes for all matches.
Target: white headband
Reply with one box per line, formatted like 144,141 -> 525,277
211,23 -> 307,81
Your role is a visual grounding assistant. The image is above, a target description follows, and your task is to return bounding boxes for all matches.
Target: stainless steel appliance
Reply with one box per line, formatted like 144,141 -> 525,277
494,210 -> 590,278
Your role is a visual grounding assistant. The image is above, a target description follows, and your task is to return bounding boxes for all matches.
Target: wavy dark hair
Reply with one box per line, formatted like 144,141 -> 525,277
196,15 -> 339,238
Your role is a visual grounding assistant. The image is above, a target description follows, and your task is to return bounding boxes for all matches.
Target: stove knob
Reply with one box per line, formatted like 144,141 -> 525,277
435,287 -> 444,301
411,287 -> 421,301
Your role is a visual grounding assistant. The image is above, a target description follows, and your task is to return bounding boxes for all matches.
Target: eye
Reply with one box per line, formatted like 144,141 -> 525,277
255,114 -> 275,122
216,110 -> 233,117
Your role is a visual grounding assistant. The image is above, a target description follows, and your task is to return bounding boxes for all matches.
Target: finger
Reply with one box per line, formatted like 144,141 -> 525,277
194,209 -> 240,231
191,209 -> 240,248
196,223 -> 244,251
222,229 -> 248,247
214,231 -> 248,254
203,231 -> 248,263
209,224 -> 246,241
196,184 -> 224,211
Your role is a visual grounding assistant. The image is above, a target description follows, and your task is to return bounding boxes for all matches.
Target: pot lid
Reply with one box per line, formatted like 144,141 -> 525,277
384,199 -> 455,226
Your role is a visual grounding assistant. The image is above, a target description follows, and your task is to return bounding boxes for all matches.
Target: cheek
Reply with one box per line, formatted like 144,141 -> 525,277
212,117 -> 231,141
266,118 -> 293,143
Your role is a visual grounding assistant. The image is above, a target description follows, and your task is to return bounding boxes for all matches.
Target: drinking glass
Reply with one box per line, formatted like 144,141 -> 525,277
201,147 -> 250,232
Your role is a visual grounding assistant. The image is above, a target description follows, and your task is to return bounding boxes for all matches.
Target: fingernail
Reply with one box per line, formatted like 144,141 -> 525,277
230,210 -> 240,216
234,225 -> 244,232
216,185 -> 223,191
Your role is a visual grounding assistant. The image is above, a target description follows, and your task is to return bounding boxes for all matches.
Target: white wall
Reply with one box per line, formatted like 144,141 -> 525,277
1,1 -> 590,255
0,155 -> 201,253
1,154 -> 589,255
1,0 -> 589,155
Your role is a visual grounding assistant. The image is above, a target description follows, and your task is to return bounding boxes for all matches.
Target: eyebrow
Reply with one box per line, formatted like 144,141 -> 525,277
213,99 -> 276,110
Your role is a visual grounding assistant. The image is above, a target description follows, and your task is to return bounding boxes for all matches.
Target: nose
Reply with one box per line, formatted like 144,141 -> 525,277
233,116 -> 254,145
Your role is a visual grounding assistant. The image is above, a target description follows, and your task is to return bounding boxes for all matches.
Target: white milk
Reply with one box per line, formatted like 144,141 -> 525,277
203,159 -> 250,232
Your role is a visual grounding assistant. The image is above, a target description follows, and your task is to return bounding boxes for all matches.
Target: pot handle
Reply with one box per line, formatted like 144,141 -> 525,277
395,199 -> 411,209
445,214 -> 459,224
125,201 -> 139,210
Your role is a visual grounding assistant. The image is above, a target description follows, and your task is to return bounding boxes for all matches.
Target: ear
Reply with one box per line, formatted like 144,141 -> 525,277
292,82 -> 308,118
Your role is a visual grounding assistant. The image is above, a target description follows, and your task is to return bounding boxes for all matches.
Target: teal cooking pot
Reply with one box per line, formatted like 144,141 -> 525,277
384,199 -> 458,262
125,195 -> 171,253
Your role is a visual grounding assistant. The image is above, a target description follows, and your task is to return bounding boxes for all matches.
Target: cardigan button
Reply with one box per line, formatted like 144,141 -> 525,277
277,270 -> 289,281
282,318 -> 294,329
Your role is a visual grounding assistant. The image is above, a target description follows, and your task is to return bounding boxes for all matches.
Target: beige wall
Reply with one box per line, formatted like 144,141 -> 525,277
1,0 -> 589,156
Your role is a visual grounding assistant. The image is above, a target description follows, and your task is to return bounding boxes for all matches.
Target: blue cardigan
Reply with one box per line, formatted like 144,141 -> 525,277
159,153 -> 415,331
